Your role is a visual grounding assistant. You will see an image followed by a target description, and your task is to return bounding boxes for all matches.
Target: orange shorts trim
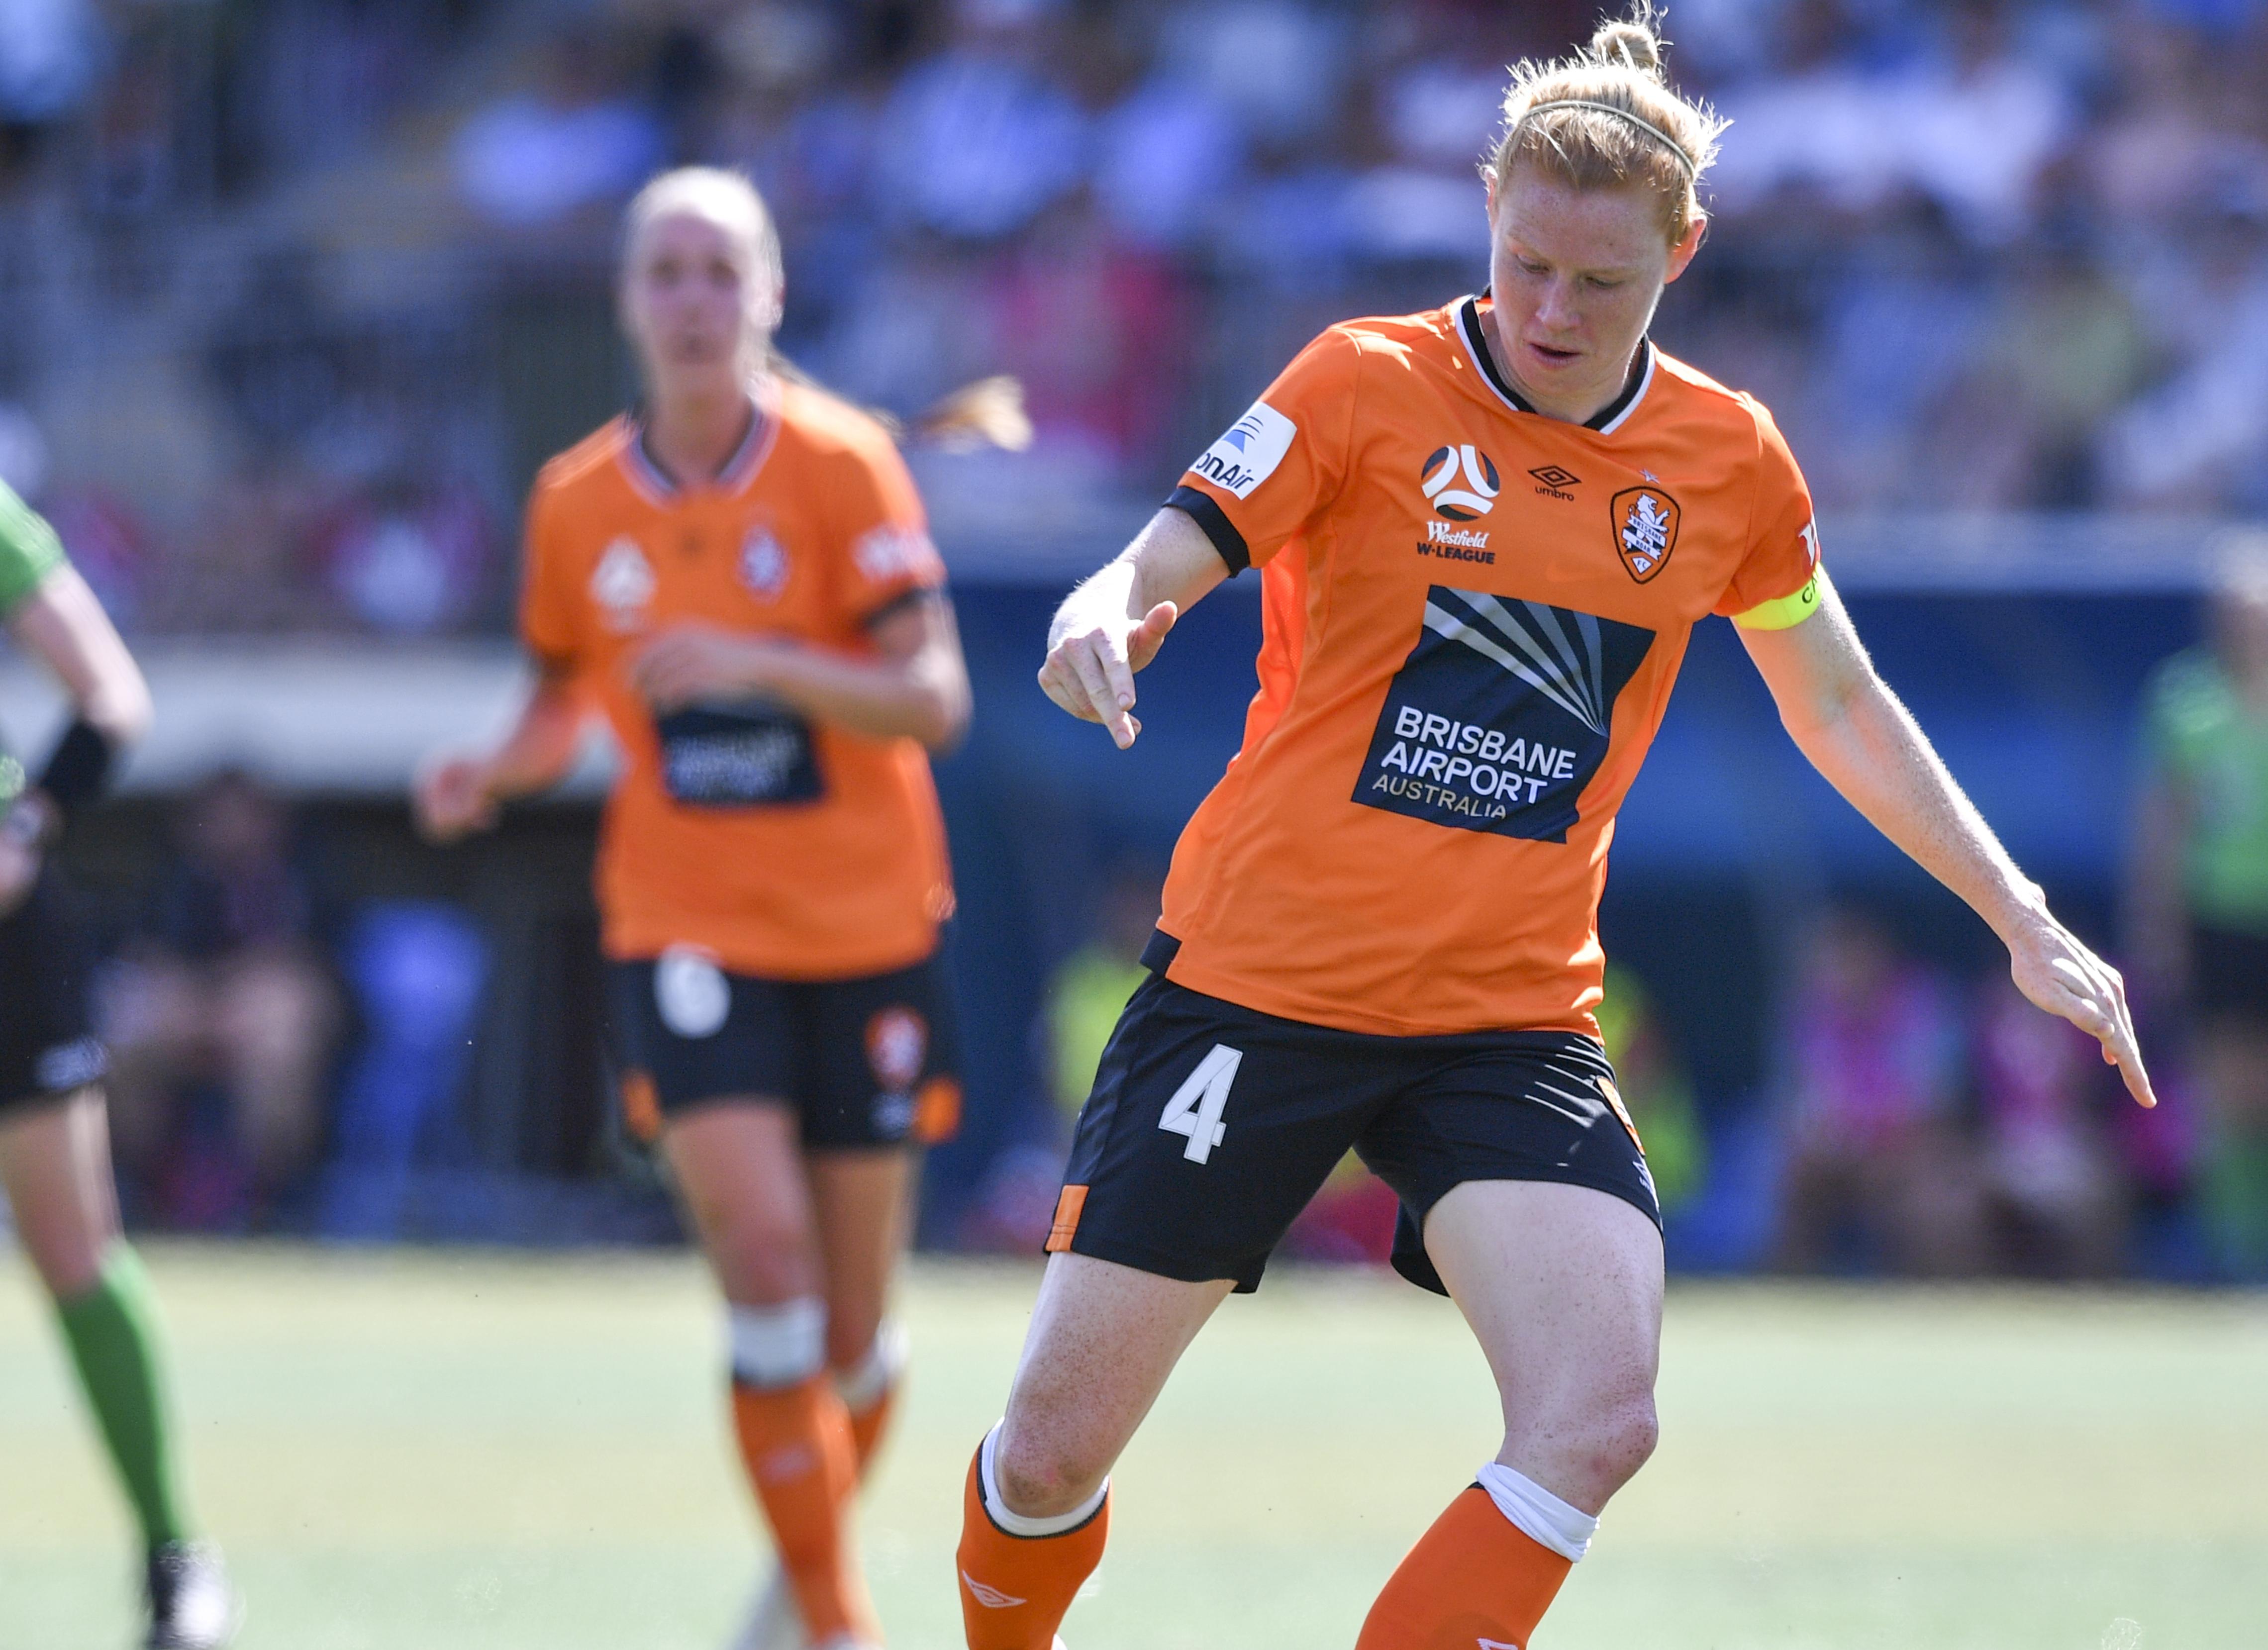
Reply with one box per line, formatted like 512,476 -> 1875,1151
913,1075 -> 963,1144
1046,1185 -> 1089,1253
618,1069 -> 663,1145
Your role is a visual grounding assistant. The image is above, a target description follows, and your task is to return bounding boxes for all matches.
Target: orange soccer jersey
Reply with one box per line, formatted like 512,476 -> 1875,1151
1156,294 -> 1819,1038
520,381 -> 954,980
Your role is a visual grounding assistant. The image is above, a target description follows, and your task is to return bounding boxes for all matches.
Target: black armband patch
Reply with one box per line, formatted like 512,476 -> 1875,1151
37,718 -> 118,816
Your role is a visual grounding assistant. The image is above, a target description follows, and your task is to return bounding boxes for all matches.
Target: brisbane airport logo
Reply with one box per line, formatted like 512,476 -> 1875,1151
1194,400 -> 1296,500
1612,485 -> 1681,583
1355,586 -> 1655,843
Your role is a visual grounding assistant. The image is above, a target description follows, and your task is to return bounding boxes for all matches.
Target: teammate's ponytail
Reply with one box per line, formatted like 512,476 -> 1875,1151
1484,4 -> 1728,244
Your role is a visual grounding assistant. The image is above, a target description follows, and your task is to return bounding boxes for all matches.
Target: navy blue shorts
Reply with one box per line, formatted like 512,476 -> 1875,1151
0,871 -> 106,1115
604,948 -> 961,1150
1048,959 -> 1659,1294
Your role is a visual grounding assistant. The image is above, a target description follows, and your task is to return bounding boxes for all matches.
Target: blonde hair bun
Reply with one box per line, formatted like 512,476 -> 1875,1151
1591,18 -> 1665,78
1485,4 -> 1725,242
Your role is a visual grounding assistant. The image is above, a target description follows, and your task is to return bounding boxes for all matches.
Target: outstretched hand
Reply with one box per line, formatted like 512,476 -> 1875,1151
1037,600 -> 1180,749
414,755 -> 498,842
2007,909 -> 2156,1108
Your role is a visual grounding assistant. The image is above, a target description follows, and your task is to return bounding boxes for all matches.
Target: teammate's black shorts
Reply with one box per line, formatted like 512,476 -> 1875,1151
604,946 -> 961,1150
1048,962 -> 1660,1295
0,870 -> 107,1117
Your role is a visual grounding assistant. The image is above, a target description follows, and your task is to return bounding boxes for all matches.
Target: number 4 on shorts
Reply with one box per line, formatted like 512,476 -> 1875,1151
1159,1044 -> 1242,1164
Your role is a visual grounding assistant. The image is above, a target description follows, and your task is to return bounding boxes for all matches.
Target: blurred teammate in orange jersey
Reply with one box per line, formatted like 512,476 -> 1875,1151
961,10 -> 2158,1650
417,167 -> 983,1650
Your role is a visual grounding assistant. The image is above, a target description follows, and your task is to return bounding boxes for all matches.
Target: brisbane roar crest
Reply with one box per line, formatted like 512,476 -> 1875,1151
1610,485 -> 1680,583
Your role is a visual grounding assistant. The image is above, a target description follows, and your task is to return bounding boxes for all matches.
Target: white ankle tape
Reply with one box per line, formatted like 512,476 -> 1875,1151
730,1299 -> 826,1388
836,1319 -> 908,1414
979,1421 -> 1107,1538
1476,1462 -> 1598,1561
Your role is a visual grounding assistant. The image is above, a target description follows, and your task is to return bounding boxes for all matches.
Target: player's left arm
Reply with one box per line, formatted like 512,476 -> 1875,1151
5,562 -> 154,837
0,562 -> 152,915
628,594 -> 973,751
1738,569 -> 2155,1107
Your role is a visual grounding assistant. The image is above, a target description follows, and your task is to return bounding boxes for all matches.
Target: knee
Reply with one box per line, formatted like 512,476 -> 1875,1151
990,1419 -> 1108,1521
709,1209 -> 819,1306
1574,1391 -> 1659,1494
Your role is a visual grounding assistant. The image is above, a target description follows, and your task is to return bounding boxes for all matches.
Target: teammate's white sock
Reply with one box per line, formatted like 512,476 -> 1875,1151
1475,1461 -> 1599,1561
834,1318 -> 908,1413
979,1421 -> 1107,1537
730,1298 -> 827,1388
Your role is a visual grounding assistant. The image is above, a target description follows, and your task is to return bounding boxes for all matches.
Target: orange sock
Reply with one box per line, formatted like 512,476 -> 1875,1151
1354,1484 -> 1578,1650
956,1432 -> 1108,1650
731,1375 -> 876,1645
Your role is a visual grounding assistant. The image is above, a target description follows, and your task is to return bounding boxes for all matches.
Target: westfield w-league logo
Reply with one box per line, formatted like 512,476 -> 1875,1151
1422,444 -> 1501,519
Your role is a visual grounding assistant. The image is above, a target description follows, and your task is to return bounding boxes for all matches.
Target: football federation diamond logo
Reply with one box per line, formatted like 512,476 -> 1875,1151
1422,444 -> 1501,520
1611,486 -> 1680,583
1355,587 -> 1655,843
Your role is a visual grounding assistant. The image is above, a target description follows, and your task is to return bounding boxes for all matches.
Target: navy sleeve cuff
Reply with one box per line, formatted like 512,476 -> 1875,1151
859,584 -> 941,631
1164,486 -> 1250,576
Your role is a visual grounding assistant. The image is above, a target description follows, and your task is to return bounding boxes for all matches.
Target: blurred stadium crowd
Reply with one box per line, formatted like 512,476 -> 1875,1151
0,0 -> 2265,1281
2,0 -> 2268,629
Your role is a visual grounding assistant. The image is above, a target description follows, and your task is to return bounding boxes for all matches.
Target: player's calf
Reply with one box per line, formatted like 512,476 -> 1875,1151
726,1299 -> 879,1648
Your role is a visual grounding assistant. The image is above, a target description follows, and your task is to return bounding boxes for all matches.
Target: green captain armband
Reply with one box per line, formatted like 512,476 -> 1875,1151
1732,572 -> 1822,631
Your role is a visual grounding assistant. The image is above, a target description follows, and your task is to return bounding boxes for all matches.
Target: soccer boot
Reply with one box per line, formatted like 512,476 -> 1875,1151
145,1541 -> 241,1650
726,1565 -> 802,1650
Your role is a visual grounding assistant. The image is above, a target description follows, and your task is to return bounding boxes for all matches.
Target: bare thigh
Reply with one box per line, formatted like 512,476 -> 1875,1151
663,1102 -> 820,1308
1424,1179 -> 1665,1514
991,1252 -> 1232,1519
0,1088 -> 122,1297
807,1148 -> 916,1369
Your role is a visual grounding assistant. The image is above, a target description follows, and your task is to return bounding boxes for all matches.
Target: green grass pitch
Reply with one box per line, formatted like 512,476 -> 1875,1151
2,1246 -> 2264,1649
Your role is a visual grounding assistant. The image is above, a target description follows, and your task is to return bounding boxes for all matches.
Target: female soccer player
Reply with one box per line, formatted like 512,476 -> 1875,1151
0,481 -> 238,1648
961,14 -> 2155,1649
416,168 -> 971,1650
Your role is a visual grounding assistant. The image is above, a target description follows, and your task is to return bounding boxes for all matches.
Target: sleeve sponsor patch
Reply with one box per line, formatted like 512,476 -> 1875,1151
1190,400 -> 1296,500
853,524 -> 941,584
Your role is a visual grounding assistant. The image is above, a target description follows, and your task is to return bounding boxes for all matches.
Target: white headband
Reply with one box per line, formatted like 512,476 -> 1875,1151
1512,98 -> 1695,178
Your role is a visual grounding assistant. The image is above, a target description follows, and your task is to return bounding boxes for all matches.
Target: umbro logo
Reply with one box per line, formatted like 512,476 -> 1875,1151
1528,465 -> 1580,501
962,1571 -> 1027,1609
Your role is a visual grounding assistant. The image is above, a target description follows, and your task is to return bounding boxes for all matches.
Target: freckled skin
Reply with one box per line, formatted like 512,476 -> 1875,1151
1480,168 -> 1703,427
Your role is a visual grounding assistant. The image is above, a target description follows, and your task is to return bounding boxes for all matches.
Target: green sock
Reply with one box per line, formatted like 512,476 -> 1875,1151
54,1245 -> 191,1552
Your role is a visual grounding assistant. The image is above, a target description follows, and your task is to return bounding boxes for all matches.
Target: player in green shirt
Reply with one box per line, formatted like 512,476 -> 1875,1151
0,480 -> 239,1646
2132,550 -> 2268,1277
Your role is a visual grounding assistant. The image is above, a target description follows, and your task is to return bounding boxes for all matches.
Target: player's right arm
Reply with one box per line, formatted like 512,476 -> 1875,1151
1042,327 -> 1355,748
415,470 -> 589,842
1038,506 -> 1227,749
413,666 -> 586,841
